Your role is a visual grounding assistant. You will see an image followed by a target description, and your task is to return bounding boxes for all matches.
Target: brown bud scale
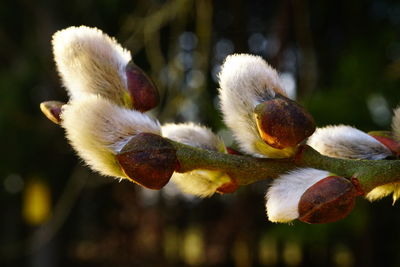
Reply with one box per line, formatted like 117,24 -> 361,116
216,179 -> 239,194
254,95 -> 315,149
40,101 -> 65,124
126,61 -> 159,112
116,133 -> 178,190
298,176 -> 357,224
370,134 -> 400,157
226,147 -> 242,155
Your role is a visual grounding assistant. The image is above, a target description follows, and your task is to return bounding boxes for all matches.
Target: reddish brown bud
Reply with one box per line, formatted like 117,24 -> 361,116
298,176 -> 358,224
216,178 -> 239,194
126,61 -> 159,112
226,147 -> 242,155
254,94 -> 315,149
40,101 -> 65,124
369,131 -> 400,156
116,133 -> 179,190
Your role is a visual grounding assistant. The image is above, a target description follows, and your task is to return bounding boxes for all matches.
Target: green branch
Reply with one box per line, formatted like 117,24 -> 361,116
297,146 -> 400,192
171,140 -> 400,192
172,140 -> 295,185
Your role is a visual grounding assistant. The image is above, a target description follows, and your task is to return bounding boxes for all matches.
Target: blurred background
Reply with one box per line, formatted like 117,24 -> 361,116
2,0 -> 400,266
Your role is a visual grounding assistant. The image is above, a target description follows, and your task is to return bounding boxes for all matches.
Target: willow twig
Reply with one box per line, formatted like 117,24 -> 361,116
170,140 -> 400,193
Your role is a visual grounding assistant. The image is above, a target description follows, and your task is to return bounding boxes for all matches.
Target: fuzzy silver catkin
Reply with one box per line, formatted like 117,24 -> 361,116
307,125 -> 392,160
52,26 -> 131,106
218,54 -> 294,158
61,95 -> 160,178
265,168 -> 330,223
161,123 -> 231,197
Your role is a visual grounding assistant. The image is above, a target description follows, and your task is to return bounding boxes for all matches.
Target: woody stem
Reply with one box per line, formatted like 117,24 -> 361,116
171,140 -> 400,193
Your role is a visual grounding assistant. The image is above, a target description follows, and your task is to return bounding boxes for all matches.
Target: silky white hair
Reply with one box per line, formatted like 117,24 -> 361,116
171,170 -> 232,198
307,125 -> 392,160
366,183 -> 400,203
218,54 -> 294,158
162,122 -> 225,152
52,26 -> 132,106
61,95 -> 160,178
265,168 -> 330,223
161,123 -> 230,197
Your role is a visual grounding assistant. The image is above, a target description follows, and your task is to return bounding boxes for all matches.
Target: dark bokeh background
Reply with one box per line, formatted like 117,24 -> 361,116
2,0 -> 400,266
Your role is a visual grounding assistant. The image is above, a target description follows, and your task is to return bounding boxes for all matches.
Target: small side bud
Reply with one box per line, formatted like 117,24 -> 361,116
254,95 -> 315,149
125,61 -> 159,112
226,147 -> 242,155
216,179 -> 239,194
298,176 -> 358,224
40,101 -> 65,124
116,133 -> 178,190
368,131 -> 400,157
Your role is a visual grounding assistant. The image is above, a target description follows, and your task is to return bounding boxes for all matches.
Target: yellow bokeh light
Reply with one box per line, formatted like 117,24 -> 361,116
22,178 -> 51,226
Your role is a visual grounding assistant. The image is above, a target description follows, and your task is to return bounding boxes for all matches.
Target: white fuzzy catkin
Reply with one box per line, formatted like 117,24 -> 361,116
265,168 -> 330,223
161,123 -> 231,197
218,54 -> 294,158
61,95 -> 160,178
52,26 -> 132,106
307,125 -> 392,160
